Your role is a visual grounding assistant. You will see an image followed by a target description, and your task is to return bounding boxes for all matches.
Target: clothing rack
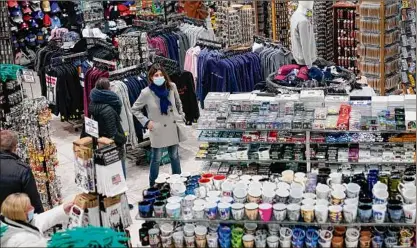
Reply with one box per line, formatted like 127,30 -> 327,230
92,57 -> 117,68
108,64 -> 147,81
196,38 -> 225,49
51,51 -> 88,65
147,24 -> 179,37
153,55 -> 180,75
183,16 -> 207,28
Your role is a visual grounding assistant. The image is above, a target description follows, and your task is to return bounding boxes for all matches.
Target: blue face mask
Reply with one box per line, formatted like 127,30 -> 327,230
153,76 -> 165,86
27,209 -> 34,222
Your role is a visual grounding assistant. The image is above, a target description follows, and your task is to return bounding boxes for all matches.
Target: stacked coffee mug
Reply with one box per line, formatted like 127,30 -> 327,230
137,170 -> 416,247
139,222 -> 415,248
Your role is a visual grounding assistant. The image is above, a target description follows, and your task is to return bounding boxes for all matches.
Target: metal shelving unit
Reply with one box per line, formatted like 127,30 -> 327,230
135,216 -> 416,227
197,129 -> 415,172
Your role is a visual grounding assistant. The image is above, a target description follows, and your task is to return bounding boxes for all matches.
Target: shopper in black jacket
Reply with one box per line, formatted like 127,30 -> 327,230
88,78 -> 127,176
0,130 -> 44,213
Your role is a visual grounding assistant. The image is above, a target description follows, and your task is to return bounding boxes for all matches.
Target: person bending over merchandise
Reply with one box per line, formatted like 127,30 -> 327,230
88,78 -> 127,177
0,130 -> 44,214
0,193 -> 73,247
132,64 -> 185,187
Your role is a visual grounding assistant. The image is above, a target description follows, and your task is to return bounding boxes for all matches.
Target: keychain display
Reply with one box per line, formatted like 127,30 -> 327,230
358,1 -> 400,93
4,97 -> 62,210
400,0 -> 416,87
314,1 -> 334,61
334,4 -> 358,75
117,32 -> 149,68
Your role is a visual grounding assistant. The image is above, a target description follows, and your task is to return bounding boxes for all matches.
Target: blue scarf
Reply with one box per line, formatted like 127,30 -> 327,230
149,83 -> 171,115
90,88 -> 122,115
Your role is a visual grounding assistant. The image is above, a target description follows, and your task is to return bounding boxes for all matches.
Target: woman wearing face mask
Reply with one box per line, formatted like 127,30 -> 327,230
132,64 -> 185,186
0,193 -> 73,247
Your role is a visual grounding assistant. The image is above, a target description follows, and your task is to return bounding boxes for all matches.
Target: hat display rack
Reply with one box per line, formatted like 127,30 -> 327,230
399,0 -> 416,94
0,1 -> 14,64
7,1 -> 83,66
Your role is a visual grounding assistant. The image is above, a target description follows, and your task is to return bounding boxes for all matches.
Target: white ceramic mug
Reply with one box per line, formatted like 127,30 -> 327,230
343,204 -> 357,223
273,203 -> 287,221
344,183 -> 360,198
372,204 -> 386,223
397,188 -> 416,204
373,189 -> 389,204
326,172 -> 342,186
316,183 -> 330,200
262,189 -> 276,204
314,204 -> 328,223
231,202 -> 245,220
403,203 -> 416,223
281,170 -> 294,183
289,188 -> 303,204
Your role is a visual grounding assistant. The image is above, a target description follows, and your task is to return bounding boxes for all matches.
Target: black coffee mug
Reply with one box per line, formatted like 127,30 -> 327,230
139,227 -> 150,246
359,197 -> 373,206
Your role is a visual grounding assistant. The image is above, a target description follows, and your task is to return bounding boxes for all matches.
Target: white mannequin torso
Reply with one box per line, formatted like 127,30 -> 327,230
290,3 -> 317,68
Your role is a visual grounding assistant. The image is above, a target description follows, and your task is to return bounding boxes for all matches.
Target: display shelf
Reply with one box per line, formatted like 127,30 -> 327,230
134,216 -> 416,227
310,161 -> 415,165
197,128 -> 415,134
195,158 -> 307,163
196,158 -> 414,165
199,140 -> 414,145
198,140 -> 306,145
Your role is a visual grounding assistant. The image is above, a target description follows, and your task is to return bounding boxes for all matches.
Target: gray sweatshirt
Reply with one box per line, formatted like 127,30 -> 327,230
290,10 -> 317,67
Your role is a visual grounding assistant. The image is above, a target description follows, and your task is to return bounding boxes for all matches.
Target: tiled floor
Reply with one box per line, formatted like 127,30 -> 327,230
50,117 -> 202,246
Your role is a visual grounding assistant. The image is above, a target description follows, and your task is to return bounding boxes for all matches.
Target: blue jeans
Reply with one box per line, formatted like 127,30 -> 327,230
149,145 -> 181,186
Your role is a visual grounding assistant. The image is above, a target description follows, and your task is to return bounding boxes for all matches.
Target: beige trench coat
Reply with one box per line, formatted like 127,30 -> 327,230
131,83 -> 185,148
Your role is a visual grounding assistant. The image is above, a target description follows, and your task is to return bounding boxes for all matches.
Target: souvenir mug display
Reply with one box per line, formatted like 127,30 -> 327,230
138,222 -> 416,248
138,169 -> 416,225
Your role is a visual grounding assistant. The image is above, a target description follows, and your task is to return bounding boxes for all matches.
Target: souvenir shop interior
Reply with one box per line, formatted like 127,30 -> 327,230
0,0 -> 416,247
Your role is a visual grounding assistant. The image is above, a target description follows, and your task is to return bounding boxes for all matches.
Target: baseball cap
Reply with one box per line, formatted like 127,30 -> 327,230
296,66 -> 309,80
308,67 -> 324,82
51,15 -> 61,28
16,52 -> 31,65
49,28 -> 68,41
118,4 -> 130,16
42,1 -> 51,12
20,1 -> 30,7
7,1 -> 18,8
108,21 -> 117,31
11,35 -> 18,49
10,9 -> 23,24
30,1 -> 41,11
22,6 -> 32,14
10,24 -> 18,32
36,31 -> 45,45
32,10 -> 44,20
274,64 -> 300,80
25,33 -> 37,47
51,2 -> 61,13
43,14 -> 51,26
23,14 -> 32,22
61,31 -> 80,49
116,19 -> 127,29
19,22 -> 29,30
29,19 -> 39,28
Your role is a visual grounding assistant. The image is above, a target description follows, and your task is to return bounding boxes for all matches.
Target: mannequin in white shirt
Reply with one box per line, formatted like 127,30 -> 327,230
290,1 -> 317,68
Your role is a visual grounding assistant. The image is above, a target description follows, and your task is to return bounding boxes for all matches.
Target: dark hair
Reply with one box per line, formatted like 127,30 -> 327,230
148,63 -> 171,89
95,77 -> 110,90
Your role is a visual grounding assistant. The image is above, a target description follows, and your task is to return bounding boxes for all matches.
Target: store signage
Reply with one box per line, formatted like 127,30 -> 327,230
85,117 -> 99,138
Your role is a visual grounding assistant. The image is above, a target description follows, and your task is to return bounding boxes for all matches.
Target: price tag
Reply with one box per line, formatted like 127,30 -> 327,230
84,117 -> 99,138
